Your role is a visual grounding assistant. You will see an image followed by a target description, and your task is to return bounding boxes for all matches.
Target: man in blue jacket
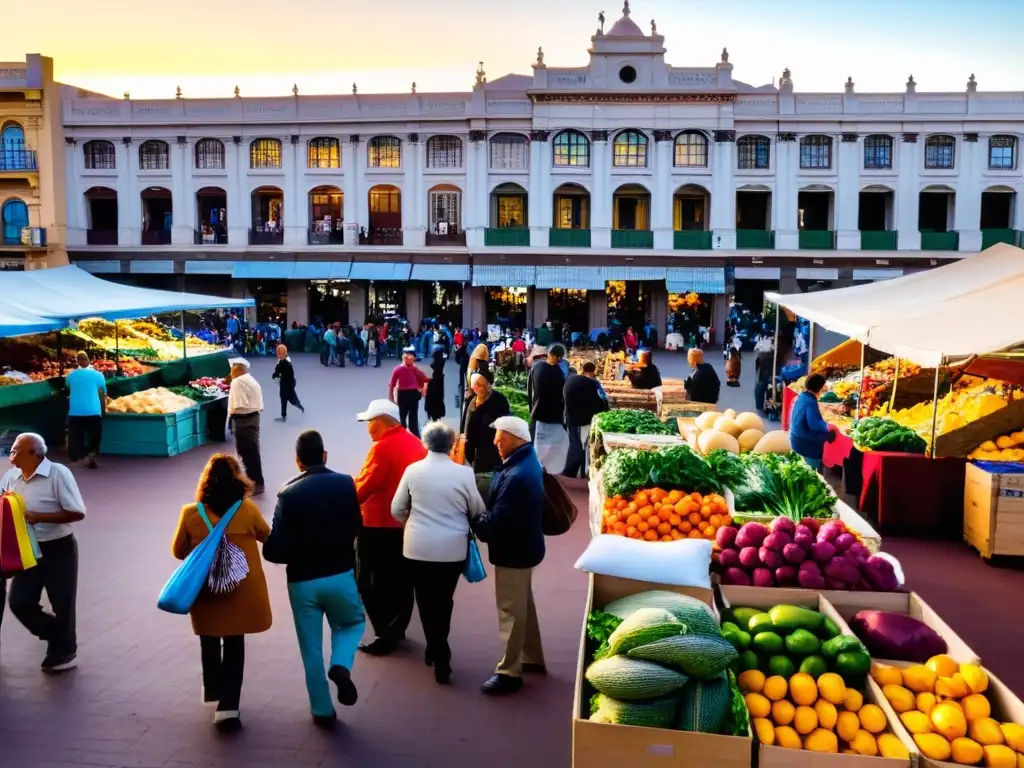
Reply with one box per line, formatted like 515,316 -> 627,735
473,415 -> 546,696
789,373 -> 836,470
263,430 -> 365,727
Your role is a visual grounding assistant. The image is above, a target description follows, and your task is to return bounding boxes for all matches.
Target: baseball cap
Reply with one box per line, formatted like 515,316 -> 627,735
356,399 -> 401,422
228,357 -> 251,369
490,415 -> 531,442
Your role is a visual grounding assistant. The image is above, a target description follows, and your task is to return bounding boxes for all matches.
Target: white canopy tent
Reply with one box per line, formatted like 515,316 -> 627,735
0,265 -> 253,322
765,243 -> 1024,367
0,307 -> 63,338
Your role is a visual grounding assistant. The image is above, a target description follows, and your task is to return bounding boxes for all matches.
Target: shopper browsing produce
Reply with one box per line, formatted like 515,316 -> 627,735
789,374 -> 836,470
227,358 -> 265,494
65,351 -> 106,469
684,348 -> 721,405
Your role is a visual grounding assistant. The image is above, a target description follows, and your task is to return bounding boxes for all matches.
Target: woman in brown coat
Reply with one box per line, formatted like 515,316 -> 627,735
171,454 -> 272,733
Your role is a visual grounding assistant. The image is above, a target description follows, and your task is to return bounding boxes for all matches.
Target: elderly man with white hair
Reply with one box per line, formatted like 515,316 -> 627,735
391,421 -> 486,685
472,416 -> 546,696
0,433 -> 86,672
228,357 -> 265,493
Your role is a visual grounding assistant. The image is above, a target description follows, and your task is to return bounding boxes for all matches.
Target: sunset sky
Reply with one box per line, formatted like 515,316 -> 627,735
5,0 -> 1022,99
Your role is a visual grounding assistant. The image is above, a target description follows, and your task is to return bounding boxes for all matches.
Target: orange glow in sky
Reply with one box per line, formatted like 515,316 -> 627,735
4,0 -> 1021,98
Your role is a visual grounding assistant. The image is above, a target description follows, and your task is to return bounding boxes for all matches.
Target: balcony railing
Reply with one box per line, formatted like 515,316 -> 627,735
736,229 -> 775,249
249,229 -> 284,246
860,230 -> 898,251
425,229 -> 467,246
981,228 -> 1020,249
549,228 -> 591,248
673,230 -> 713,250
195,228 -> 228,245
86,229 -> 118,246
359,228 -> 403,246
308,228 -> 345,245
484,227 -> 529,247
611,229 -> 654,249
920,230 -> 959,251
798,230 -> 836,250
0,142 -> 38,172
141,229 -> 171,246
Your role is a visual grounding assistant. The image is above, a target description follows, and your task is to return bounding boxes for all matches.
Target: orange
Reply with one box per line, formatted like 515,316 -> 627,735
678,521 -> 692,533
722,514 -> 733,526
668,514 -> 681,526
670,530 -> 683,540
626,513 -> 642,527
613,521 -> 626,532
667,490 -> 683,504
644,530 -> 658,541
700,505 -> 712,518
690,492 -> 702,503
615,498 -> 627,509
661,534 -> 673,542
673,500 -> 688,515
626,502 -> 637,513
658,508 -> 672,522
637,521 -> 649,533
646,516 -> 660,529
709,514 -> 722,527
657,522 -> 672,535
688,529 -> 702,539
688,512 -> 702,525
626,526 -> 638,537
634,492 -> 649,507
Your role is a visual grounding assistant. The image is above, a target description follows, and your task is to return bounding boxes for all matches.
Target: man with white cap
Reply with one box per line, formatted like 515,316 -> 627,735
472,415 -> 546,696
228,358 -> 265,493
353,399 -> 426,656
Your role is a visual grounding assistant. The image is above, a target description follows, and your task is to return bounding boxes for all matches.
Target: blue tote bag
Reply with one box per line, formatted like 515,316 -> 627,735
158,500 -> 242,614
463,533 -> 487,584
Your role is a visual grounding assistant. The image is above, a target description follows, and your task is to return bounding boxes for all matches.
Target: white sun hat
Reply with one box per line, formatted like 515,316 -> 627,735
490,415 -> 531,442
356,399 -> 401,422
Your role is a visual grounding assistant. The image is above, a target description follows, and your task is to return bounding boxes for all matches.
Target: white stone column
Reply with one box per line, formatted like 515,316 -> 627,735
711,132 -> 736,250
476,138 -> 489,237
591,132 -> 611,249
835,135 -> 860,250
955,136 -> 982,251
464,133 -> 478,244
528,134 -> 546,246
64,140 -> 85,246
774,137 -> 798,250
653,133 -> 673,250
226,137 -> 248,246
538,137 -> 553,233
284,135 -> 305,247
171,138 -> 192,245
342,137 -> 359,245
286,280 -> 309,326
896,134 -> 921,250
356,138 -> 370,232
404,137 -> 426,247
117,139 -> 139,246
1015,182 -> 1024,233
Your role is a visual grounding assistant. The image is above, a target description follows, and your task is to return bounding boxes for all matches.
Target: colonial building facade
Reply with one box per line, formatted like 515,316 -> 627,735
57,2 -> 1024,333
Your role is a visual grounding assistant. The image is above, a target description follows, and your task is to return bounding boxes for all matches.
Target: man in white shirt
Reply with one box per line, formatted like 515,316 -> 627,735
227,358 -> 265,493
1,433 -> 86,672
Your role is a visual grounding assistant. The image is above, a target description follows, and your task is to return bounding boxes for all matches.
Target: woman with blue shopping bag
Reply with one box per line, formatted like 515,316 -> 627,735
390,422 -> 486,686
167,454 -> 272,733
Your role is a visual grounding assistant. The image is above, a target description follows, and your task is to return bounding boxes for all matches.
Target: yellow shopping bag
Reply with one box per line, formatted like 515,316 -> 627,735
0,492 -> 40,572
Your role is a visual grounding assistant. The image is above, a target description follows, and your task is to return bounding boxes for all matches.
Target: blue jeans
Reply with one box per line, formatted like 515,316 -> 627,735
287,570 -> 366,717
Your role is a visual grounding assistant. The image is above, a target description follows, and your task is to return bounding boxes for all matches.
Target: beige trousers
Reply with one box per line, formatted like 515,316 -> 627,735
494,565 -> 545,677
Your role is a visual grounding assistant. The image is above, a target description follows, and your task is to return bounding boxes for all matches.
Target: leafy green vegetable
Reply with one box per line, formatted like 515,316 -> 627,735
721,671 -> 751,737
602,444 -> 723,499
850,417 -> 926,454
705,449 -> 747,490
733,453 -> 836,520
494,368 -> 528,391
589,692 -> 602,716
587,610 -> 624,660
592,409 -> 675,436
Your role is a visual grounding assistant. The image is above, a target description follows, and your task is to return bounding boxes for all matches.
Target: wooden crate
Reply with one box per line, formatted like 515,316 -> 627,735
963,462 -> 1024,558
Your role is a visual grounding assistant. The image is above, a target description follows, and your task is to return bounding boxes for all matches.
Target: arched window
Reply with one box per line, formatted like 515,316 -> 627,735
924,135 -> 955,169
195,138 -> 225,169
552,130 -> 590,167
307,137 -> 340,169
139,140 -> 170,170
989,135 -> 1017,170
83,140 -> 116,170
426,136 -> 463,168
863,135 -> 893,170
674,131 -> 708,167
737,135 -> 770,170
1,122 -> 27,171
613,130 -> 648,167
489,133 -> 529,170
250,138 -> 282,169
799,135 -> 832,169
368,136 -> 401,168
1,197 -> 29,245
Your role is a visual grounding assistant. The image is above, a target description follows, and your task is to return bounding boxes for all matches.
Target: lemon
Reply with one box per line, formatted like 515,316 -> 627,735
917,691 -> 938,716
817,672 -> 847,706
744,692 -> 771,719
859,704 -> 888,734
982,744 -> 1018,768
931,701 -> 968,741
774,725 -> 802,750
1000,722 -> 1024,751
793,705 -> 818,735
926,654 -> 959,678
771,699 -> 795,727
844,688 -> 864,712
950,737 -> 983,765
814,699 -> 838,731
959,664 -> 989,695
914,732 -> 952,761
804,728 -> 839,753
837,711 -> 861,743
962,693 -> 992,722
969,717 -> 1005,746
871,662 -> 904,687
762,675 -> 788,702
882,684 -> 916,714
877,733 -> 910,759
851,729 -> 879,756
752,717 -> 775,746
901,710 -> 934,735
788,672 -> 817,706
901,664 -> 937,693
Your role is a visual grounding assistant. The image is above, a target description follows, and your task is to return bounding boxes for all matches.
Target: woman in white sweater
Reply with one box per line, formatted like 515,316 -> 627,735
391,421 -> 486,684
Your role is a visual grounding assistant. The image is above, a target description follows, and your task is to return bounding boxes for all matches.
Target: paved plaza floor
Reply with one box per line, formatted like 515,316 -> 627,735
1,350 -> 1022,767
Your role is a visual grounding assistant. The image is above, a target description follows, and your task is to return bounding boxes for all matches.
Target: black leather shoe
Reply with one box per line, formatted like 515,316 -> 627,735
358,637 -> 400,657
424,648 -> 434,667
522,663 -> 548,675
481,674 -> 523,696
313,712 -> 337,728
434,665 -> 452,686
328,665 -> 358,706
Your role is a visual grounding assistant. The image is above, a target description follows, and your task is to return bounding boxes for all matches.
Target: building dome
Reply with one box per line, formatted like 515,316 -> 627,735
607,1 -> 645,37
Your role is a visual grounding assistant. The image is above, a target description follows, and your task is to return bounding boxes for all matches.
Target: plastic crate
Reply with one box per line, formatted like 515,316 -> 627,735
100,407 -> 200,457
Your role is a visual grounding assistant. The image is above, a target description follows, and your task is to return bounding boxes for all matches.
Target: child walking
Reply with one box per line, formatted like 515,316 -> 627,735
273,344 -> 305,422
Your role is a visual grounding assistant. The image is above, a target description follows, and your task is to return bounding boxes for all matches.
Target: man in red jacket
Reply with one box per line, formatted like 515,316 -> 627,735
354,399 -> 427,656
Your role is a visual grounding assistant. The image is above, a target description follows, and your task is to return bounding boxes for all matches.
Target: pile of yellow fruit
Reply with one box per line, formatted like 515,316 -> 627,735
740,669 -> 908,757
967,431 -> 1024,462
872,654 -> 1024,766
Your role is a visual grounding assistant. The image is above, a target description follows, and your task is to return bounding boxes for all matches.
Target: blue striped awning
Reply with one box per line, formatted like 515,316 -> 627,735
666,267 -> 726,294
348,262 -> 412,281
472,265 -> 536,287
233,261 -> 296,279
292,261 -> 352,280
601,267 -> 667,282
74,260 -> 122,274
184,260 -> 236,275
130,260 -> 175,274
410,264 -> 470,282
535,266 -> 606,290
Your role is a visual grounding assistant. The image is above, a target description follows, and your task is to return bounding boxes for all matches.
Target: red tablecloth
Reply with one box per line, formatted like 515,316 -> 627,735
782,386 -> 796,430
823,427 -> 854,470
858,451 -> 966,538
